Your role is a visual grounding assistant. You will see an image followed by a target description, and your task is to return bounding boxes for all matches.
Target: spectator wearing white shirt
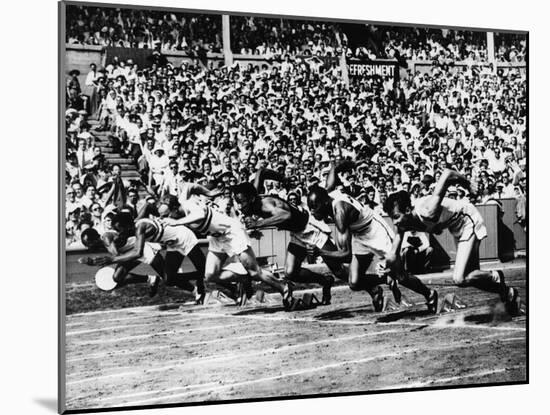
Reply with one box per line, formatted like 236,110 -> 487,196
149,146 -> 169,186
75,138 -> 93,171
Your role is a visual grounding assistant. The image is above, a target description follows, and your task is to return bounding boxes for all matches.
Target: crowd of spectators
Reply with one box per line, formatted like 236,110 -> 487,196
66,5 -> 222,52
65,57 -> 527,246
495,33 -> 527,63
349,27 -> 526,63
65,15 -> 527,248
66,6 -> 526,63
350,26 -> 487,62
230,17 -> 339,57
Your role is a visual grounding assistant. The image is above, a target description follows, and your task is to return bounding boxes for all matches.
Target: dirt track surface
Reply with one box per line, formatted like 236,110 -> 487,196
64,266 -> 526,412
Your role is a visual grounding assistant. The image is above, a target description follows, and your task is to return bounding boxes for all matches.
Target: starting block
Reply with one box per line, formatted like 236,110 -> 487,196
285,293 -> 321,312
238,289 -> 272,307
382,297 -> 401,312
203,290 -> 239,306
398,294 -> 414,308
439,293 -> 467,313
255,289 -> 266,303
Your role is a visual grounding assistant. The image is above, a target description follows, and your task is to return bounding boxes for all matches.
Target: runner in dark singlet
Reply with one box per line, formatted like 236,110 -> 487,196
233,168 -> 348,305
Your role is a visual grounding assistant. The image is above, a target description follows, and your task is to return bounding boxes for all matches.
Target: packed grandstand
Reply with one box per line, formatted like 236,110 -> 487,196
64,5 -> 527,247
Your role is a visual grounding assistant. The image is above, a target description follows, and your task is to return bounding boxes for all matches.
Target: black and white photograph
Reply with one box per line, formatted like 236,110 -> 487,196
60,1 -> 527,412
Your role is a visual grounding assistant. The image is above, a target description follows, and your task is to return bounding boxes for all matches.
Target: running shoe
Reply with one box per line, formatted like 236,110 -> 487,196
493,270 -> 507,302
321,275 -> 335,305
388,278 -> 402,304
426,289 -> 438,314
282,281 -> 294,311
147,275 -> 160,298
505,287 -> 522,316
372,286 -> 384,312
193,285 -> 206,305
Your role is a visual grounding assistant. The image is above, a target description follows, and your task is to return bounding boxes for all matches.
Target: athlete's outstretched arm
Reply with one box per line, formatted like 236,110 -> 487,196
422,168 -> 472,220
253,168 -> 286,193
243,198 -> 291,229
168,208 -> 206,227
433,169 -> 472,198
95,223 -> 147,265
78,233 -> 118,265
384,230 -> 404,271
325,160 -> 356,192
189,183 -> 223,199
317,203 -> 352,261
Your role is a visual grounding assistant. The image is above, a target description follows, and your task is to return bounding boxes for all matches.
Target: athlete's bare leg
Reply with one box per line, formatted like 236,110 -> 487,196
164,251 -> 196,292
452,235 -> 521,314
204,251 -> 245,284
112,260 -> 148,287
453,236 -> 502,292
238,247 -> 290,301
320,239 -> 349,282
390,254 -> 431,299
186,245 -> 207,297
285,243 -> 334,285
283,242 -> 335,304
348,254 -> 386,311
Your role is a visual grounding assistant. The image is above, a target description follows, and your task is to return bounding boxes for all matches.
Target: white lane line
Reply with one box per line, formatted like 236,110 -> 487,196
68,304 -> 178,318
66,328 -> 402,386
189,312 -> 527,332
382,364 -> 526,390
70,323 -> 243,347
67,314 -> 225,336
382,320 -> 526,332
99,382 -> 220,403
67,344 -> 172,364
67,332 -> 285,363
66,311 -> 184,327
68,381 -> 221,408
117,336 -> 526,406
67,321 -> 184,336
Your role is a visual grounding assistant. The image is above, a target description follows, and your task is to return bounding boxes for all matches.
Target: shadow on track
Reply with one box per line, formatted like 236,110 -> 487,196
232,306 -> 288,315
376,309 -> 435,323
314,305 -> 375,321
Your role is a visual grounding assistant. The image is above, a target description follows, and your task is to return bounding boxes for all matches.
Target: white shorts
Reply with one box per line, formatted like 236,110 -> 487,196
290,218 -> 331,249
449,205 -> 488,243
164,225 -> 199,257
352,216 -> 395,258
122,237 -> 162,265
208,218 -> 251,257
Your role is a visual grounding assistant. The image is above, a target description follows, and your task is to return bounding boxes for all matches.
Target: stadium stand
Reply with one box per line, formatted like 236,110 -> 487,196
64,7 -> 527,249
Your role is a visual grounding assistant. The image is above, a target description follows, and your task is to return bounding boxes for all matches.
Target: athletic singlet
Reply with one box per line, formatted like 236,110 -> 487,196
135,217 -> 186,244
329,189 -> 374,234
260,195 -> 309,233
413,196 -> 475,234
179,198 -> 235,236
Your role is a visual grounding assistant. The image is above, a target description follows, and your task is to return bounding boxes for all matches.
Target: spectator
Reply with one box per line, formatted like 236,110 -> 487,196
401,231 -> 434,274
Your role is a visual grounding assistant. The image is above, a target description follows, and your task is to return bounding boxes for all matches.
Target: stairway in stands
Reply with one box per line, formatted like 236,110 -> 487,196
87,117 -> 141,182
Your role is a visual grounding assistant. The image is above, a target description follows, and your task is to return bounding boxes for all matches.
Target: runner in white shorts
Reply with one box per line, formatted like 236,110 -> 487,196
160,190 -> 294,309
233,170 -> 348,305
80,227 -> 164,296
93,212 -> 207,303
306,161 -> 438,313
383,168 -> 521,315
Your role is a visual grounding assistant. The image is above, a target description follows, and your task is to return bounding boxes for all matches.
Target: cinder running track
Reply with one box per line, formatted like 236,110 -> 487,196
64,263 -> 526,411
